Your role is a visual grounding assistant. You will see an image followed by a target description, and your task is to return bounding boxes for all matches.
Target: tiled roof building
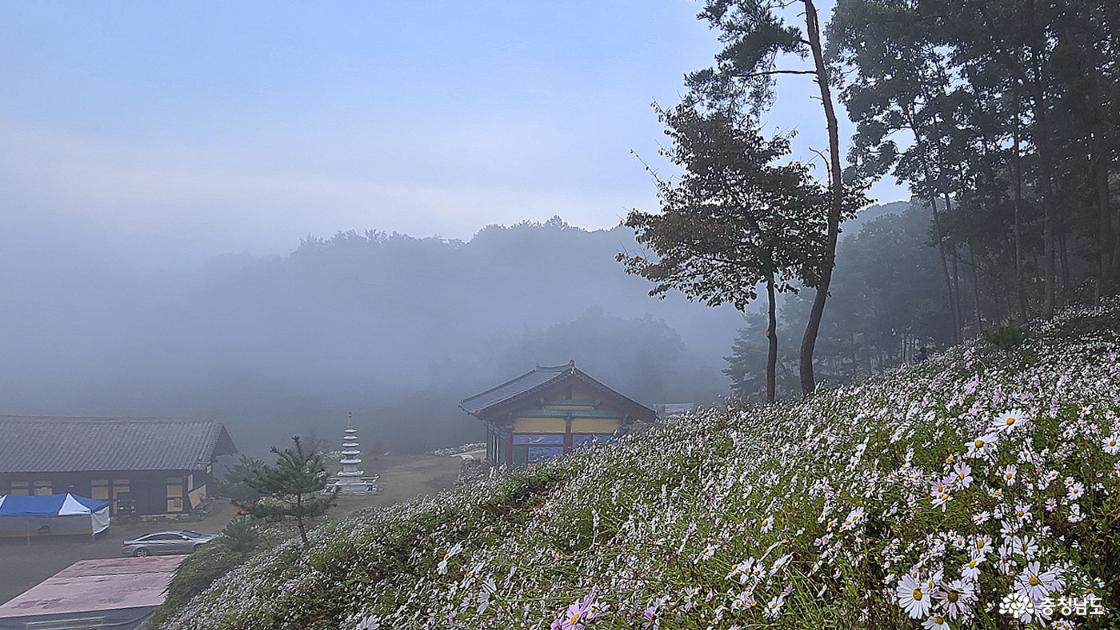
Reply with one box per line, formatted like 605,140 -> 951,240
0,416 -> 237,517
460,361 -> 656,468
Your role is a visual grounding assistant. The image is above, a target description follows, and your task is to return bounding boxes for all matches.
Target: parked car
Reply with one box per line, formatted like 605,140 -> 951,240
121,530 -> 214,556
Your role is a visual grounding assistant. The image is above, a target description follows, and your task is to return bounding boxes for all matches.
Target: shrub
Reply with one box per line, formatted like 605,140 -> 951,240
152,519 -> 288,627
983,321 -> 1027,349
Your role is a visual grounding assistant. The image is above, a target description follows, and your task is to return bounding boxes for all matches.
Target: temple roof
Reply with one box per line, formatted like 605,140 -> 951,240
459,361 -> 656,421
0,415 -> 238,473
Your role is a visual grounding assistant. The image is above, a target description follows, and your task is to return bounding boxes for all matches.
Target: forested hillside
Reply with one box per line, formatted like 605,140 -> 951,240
0,219 -> 742,452
161,299 -> 1120,629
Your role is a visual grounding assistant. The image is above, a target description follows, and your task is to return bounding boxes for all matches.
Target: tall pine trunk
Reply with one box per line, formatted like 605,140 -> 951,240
930,196 -> 961,343
1028,0 -> 1058,317
1012,89 -> 1029,320
765,276 -> 777,403
798,0 -> 844,397
968,239 -> 984,332
1092,128 -> 1114,294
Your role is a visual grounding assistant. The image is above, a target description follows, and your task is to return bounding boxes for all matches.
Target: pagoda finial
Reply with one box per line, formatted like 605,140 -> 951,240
347,411 -> 353,429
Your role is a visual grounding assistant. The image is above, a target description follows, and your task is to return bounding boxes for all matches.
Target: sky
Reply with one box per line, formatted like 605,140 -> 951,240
0,1 -> 907,266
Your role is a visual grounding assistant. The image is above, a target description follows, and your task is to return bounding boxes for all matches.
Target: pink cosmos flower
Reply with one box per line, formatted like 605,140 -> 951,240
551,592 -> 602,630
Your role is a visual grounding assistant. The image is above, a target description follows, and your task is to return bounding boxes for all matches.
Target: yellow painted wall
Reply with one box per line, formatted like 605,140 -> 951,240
571,418 -> 619,433
543,402 -> 597,411
514,417 -> 567,433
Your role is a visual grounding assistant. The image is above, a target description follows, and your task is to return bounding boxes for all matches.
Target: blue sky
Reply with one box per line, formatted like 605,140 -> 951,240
0,1 -> 906,263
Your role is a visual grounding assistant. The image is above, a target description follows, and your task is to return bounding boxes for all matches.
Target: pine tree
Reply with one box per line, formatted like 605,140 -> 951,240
689,0 -> 867,395
239,436 -> 338,548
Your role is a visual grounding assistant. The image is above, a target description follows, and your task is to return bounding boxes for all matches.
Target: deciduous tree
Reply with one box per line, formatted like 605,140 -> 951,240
621,98 -> 826,402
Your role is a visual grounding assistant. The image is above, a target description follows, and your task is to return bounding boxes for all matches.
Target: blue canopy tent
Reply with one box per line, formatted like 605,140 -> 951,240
0,493 -> 110,543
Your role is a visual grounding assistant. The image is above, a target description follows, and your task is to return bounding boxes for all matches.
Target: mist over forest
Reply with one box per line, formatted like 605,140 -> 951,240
0,217 -> 743,453
0,200 -> 948,454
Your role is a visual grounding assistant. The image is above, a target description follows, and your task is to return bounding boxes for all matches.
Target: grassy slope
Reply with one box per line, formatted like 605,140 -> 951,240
164,302 -> 1120,629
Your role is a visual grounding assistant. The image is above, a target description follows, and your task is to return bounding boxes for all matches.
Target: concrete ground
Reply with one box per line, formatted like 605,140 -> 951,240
0,500 -> 236,606
0,454 -> 463,606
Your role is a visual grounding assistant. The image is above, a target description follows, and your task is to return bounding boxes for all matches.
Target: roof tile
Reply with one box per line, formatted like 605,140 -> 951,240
0,416 -> 237,473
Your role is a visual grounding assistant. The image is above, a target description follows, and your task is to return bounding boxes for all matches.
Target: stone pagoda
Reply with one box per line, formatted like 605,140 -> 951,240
330,413 -> 377,495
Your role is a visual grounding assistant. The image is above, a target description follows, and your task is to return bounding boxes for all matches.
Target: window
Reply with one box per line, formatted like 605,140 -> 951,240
9,481 -> 29,496
166,477 -> 184,498
33,480 -> 52,496
167,476 -> 185,512
90,479 -> 110,500
144,533 -> 179,541
112,479 -> 130,497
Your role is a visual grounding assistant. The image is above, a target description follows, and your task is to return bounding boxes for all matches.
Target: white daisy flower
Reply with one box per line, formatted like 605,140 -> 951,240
953,462 -> 973,488
895,574 -> 932,619
842,507 -> 865,531
1104,434 -> 1120,455
1016,561 -> 1063,602
1067,481 -> 1085,501
1012,535 -> 1039,559
971,534 -> 993,557
930,476 -> 953,511
763,593 -> 785,618
922,614 -> 950,630
960,556 -> 983,581
728,558 -> 755,583
1001,464 -> 1017,486
437,542 -> 464,575
731,590 -> 754,610
935,579 -> 975,619
759,515 -> 774,533
966,433 -> 999,458
992,409 -> 1028,433
1068,502 -> 1085,523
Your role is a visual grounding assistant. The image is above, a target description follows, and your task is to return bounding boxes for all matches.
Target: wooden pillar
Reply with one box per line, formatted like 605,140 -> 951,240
563,412 -> 573,453
504,427 -> 513,468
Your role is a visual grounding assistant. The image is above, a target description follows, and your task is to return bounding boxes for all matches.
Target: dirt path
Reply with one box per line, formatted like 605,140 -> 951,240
332,454 -> 463,517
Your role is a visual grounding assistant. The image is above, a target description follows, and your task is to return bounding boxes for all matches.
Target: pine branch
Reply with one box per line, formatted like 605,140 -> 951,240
738,69 -> 817,77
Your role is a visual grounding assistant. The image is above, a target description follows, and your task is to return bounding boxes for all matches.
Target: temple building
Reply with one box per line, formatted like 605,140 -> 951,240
459,361 -> 657,468
0,416 -> 237,516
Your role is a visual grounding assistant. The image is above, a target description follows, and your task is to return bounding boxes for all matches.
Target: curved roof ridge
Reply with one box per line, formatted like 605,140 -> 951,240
459,361 -> 655,420
533,360 -> 575,371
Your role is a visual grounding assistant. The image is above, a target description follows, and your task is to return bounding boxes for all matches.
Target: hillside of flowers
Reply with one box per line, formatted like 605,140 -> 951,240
163,301 -> 1120,629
